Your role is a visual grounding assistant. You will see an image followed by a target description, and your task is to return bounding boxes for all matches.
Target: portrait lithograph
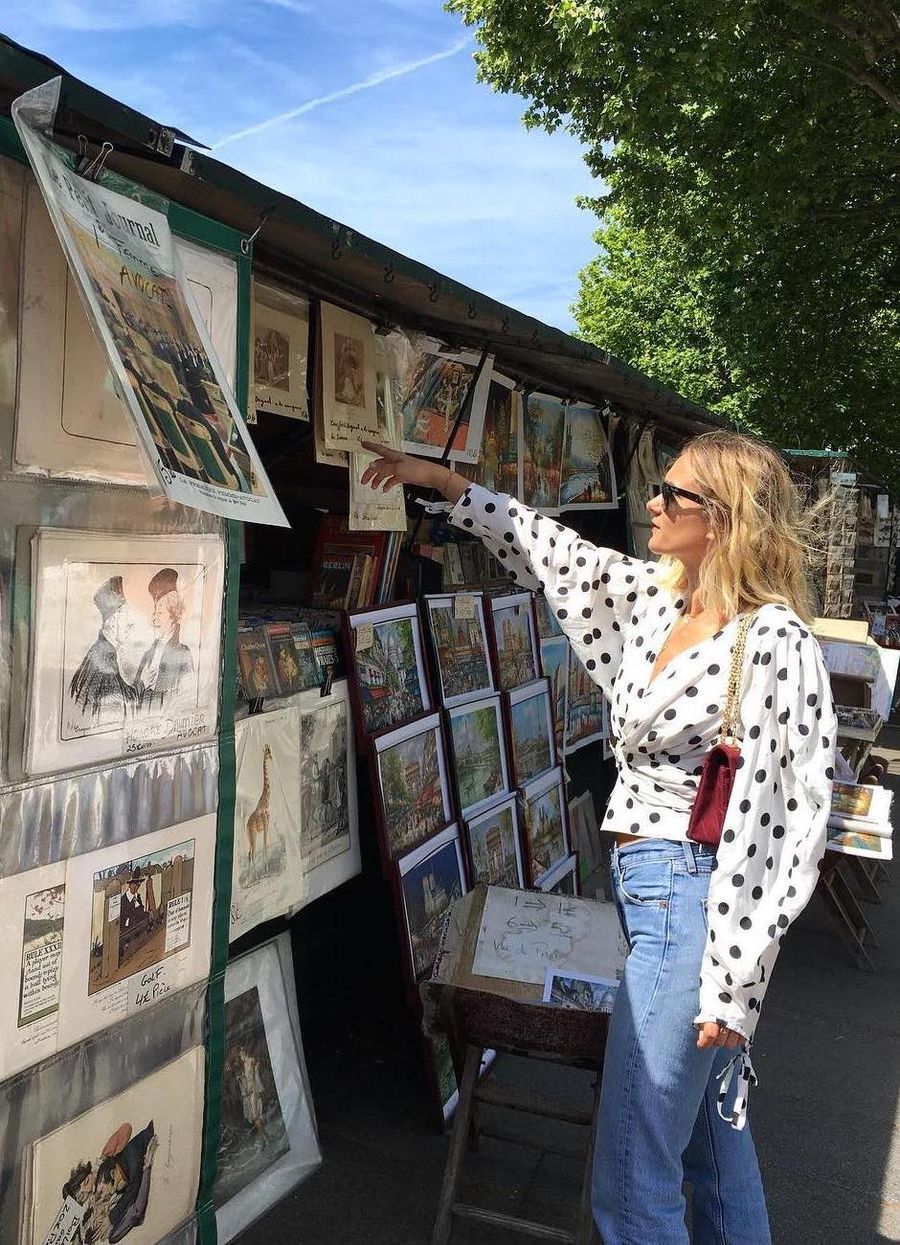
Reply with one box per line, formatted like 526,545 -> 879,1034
26,1046 -> 204,1245
540,635 -> 570,754
373,713 -> 454,860
398,336 -> 493,462
520,767 -> 570,886
216,936 -> 320,1242
252,281 -> 309,421
456,372 -> 519,492
56,815 -> 216,1050
318,300 -> 380,451
565,649 -> 608,753
397,826 -> 467,981
346,602 -> 432,740
446,694 -> 510,820
507,679 -> 556,787
296,680 -> 361,908
559,403 -> 618,510
26,528 -> 224,776
464,794 -> 524,889
521,392 -> 566,512
230,708 -> 304,943
425,593 -> 494,707
488,592 -> 540,690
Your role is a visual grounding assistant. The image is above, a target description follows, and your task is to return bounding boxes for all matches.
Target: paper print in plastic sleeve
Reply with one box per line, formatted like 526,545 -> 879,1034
456,372 -> 520,493
52,814 -> 215,1051
559,403 -> 618,510
319,300 -> 381,450
349,370 -> 408,532
15,180 -> 239,485
25,529 -> 224,777
230,707 -> 304,942
24,1046 -> 204,1245
399,335 -> 492,462
11,79 -> 288,526
251,280 -> 309,422
215,935 -> 321,1244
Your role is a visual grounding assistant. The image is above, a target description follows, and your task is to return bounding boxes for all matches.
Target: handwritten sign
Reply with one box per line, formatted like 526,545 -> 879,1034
355,623 -> 374,652
472,886 -> 627,985
454,594 -> 476,621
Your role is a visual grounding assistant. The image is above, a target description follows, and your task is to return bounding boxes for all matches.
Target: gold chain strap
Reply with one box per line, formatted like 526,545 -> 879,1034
720,612 -> 756,745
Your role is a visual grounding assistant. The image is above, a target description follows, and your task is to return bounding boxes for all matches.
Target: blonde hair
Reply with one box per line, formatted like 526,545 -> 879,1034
656,430 -> 824,623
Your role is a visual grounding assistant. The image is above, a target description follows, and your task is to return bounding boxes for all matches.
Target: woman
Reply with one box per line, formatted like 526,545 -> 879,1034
363,430 -> 836,1244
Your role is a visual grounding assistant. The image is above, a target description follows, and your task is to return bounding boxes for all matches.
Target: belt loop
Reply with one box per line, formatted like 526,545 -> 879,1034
681,840 -> 698,875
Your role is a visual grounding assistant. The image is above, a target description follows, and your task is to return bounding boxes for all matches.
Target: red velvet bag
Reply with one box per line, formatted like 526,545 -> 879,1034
686,613 -> 755,848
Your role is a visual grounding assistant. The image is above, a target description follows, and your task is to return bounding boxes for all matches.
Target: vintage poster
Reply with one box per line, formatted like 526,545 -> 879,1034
230,708 -> 303,941
465,795 -> 524,889
521,392 -> 566,512
446,695 -> 509,819
348,370 -> 408,532
559,403 -> 618,510
457,372 -> 520,493
26,1047 -> 204,1245
398,827 -> 467,980
318,300 -> 380,450
399,336 -> 492,462
374,714 -> 454,859
0,860 -> 67,1079
425,594 -> 494,707
252,281 -> 309,421
26,528 -> 224,776
55,815 -> 215,1049
215,936 -> 320,1243
347,604 -> 431,735
12,81 -> 287,526
15,179 -> 238,485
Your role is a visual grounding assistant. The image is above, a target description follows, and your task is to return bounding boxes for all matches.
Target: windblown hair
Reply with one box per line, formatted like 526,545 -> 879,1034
656,430 -> 825,623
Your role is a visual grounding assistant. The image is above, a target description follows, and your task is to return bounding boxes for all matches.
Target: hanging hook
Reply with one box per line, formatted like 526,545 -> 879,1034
240,209 -> 271,256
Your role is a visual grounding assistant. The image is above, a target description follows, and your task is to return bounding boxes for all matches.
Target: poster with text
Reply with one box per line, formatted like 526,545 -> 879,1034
12,79 -> 287,525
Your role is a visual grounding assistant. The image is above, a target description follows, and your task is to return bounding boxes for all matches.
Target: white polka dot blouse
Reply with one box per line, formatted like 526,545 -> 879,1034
449,483 -> 837,1045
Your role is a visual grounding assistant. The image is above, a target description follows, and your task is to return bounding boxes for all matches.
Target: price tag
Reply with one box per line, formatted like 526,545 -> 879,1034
355,623 -> 374,652
454,594 -> 476,620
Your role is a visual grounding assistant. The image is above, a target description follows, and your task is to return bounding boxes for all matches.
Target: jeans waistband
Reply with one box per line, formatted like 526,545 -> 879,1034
613,837 -> 717,873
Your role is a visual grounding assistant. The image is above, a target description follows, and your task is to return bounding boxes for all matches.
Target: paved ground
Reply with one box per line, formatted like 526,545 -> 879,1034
244,729 -> 900,1244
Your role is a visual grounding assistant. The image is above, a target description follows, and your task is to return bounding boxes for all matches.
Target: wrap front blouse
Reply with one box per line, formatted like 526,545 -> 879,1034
447,483 -> 837,1051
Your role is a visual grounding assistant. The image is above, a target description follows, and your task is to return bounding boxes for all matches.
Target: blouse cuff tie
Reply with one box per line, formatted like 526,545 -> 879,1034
716,1047 -> 758,1132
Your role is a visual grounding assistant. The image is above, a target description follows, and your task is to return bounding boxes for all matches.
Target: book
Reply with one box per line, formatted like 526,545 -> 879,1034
237,626 -> 277,698
311,554 -> 356,609
308,515 -> 387,610
266,621 -> 306,695
291,621 -> 324,690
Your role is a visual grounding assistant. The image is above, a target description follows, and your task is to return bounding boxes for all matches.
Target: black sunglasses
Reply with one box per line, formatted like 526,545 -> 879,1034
660,480 -> 709,510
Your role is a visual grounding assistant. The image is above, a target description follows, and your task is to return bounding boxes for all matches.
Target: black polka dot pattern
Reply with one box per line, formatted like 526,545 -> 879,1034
445,484 -> 837,1049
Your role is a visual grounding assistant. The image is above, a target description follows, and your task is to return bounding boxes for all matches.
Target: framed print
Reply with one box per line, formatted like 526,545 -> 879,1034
540,635 -> 569,754
252,280 -> 309,421
56,814 -> 216,1050
230,707 -> 303,943
521,392 -> 565,512
215,935 -> 321,1243
15,179 -> 238,484
488,592 -> 540,690
345,602 -> 432,743
507,679 -> 556,787
295,680 -> 361,909
25,1046 -> 204,1245
397,825 -> 467,981
464,794 -> 524,889
446,694 -> 510,820
520,767 -> 570,886
425,593 -> 494,707
319,300 -> 380,450
537,853 -> 579,895
25,528 -> 224,776
456,372 -> 519,493
826,826 -> 893,860
568,790 -> 603,883
565,650 -> 608,754
535,593 -> 563,640
399,336 -> 493,462
373,713 -> 454,860
559,403 -> 618,510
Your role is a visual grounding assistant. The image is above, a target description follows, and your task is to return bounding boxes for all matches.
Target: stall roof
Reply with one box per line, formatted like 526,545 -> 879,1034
0,32 -> 727,437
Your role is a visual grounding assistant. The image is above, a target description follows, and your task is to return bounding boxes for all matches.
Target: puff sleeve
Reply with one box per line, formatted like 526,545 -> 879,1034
446,484 -> 667,699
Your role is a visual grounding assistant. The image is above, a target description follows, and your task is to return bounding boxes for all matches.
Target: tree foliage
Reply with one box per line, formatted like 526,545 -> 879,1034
448,0 -> 900,482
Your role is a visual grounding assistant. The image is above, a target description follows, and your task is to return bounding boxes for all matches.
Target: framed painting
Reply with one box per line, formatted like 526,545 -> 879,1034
520,767 -> 570,887
373,712 -> 454,861
252,280 -> 309,421
445,694 -> 510,820
396,825 -> 467,981
565,649 -> 608,754
487,592 -> 540,691
507,679 -> 556,787
540,635 -> 569,754
568,790 -> 603,884
559,403 -> 618,510
826,826 -> 893,860
424,593 -> 494,707
535,593 -> 563,640
521,391 -> 565,512
464,793 -> 524,889
344,602 -> 432,745
537,853 -> 579,895
25,528 -> 225,776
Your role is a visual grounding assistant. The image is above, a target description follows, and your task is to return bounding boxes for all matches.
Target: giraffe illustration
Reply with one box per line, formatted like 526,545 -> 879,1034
246,744 -> 272,865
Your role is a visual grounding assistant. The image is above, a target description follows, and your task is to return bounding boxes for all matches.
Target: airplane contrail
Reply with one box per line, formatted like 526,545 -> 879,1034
212,38 -> 471,150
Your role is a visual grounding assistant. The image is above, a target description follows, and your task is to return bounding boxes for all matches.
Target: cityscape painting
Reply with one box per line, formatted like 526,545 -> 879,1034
375,715 -> 452,859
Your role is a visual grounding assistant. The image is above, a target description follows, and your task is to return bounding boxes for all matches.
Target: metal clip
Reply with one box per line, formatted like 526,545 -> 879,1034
383,262 -> 395,284
427,281 -> 439,304
82,141 -> 113,183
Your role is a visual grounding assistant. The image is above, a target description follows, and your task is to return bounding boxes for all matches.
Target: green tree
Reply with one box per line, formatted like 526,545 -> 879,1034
448,0 -> 900,481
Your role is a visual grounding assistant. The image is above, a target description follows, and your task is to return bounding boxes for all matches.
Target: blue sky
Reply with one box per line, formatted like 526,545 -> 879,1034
4,1 -> 601,331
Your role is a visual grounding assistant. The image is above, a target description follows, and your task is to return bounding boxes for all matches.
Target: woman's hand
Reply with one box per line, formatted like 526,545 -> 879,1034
360,442 -> 468,503
696,1021 -> 744,1050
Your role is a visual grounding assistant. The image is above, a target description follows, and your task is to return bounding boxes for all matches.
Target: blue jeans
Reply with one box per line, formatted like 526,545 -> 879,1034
593,839 -> 771,1245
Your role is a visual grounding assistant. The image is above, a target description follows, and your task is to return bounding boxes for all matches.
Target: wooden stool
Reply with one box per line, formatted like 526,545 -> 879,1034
423,982 -> 606,1245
